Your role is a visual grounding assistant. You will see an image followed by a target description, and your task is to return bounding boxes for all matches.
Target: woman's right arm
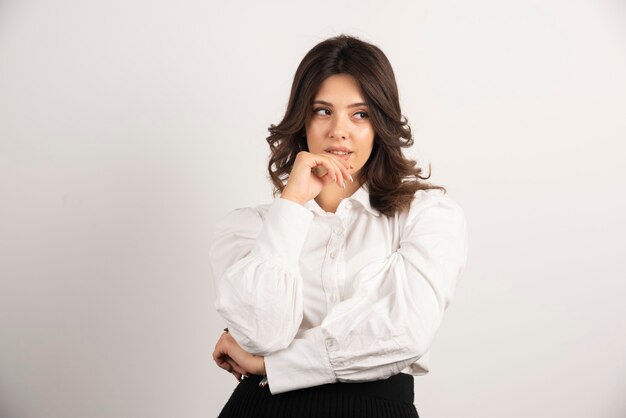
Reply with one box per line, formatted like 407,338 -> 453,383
210,151 -> 352,356
209,198 -> 314,356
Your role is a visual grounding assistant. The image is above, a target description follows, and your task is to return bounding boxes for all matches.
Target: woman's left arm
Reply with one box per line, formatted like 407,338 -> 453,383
262,193 -> 469,394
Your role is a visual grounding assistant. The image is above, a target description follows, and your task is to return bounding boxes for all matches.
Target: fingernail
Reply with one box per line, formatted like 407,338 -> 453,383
342,181 -> 346,189
349,175 -> 353,183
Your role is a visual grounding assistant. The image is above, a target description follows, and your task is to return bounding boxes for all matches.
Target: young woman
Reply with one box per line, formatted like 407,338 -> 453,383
209,34 -> 468,418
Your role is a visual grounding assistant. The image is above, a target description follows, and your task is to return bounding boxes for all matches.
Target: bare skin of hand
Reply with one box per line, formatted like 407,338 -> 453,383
212,331 -> 266,382
281,151 -> 354,205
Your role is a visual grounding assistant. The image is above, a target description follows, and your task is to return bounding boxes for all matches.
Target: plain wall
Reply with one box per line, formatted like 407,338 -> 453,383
1,0 -> 625,417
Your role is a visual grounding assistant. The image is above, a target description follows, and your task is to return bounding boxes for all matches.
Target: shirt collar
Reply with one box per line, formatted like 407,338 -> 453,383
302,184 -> 380,217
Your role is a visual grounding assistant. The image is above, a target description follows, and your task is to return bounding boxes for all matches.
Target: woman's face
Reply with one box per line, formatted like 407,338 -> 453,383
305,74 -> 375,180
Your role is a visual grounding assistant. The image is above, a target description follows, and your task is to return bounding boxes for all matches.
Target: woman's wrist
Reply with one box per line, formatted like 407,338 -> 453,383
280,192 -> 306,206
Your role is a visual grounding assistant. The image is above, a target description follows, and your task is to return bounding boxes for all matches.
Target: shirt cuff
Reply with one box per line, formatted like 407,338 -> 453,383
251,198 -> 314,270
263,327 -> 337,394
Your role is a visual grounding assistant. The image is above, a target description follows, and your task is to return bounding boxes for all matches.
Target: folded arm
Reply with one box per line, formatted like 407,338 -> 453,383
209,198 -> 314,355
263,194 -> 469,394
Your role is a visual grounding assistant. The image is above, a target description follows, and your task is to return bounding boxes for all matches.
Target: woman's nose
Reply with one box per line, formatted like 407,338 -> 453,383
329,114 -> 348,139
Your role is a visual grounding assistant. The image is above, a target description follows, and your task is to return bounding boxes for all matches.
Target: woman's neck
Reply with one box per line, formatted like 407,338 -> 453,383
314,180 -> 362,213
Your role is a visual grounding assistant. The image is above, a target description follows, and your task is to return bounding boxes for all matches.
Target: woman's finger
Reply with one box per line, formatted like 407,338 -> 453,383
312,165 -> 337,188
226,357 -> 248,375
312,156 -> 335,182
312,165 -> 328,178
213,339 -> 234,372
328,154 -> 354,182
214,355 -> 232,372
312,155 -> 342,186
325,155 -> 352,188
214,334 -> 252,377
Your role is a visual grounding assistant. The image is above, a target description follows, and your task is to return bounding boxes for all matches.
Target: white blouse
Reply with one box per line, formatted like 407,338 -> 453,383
209,185 -> 468,395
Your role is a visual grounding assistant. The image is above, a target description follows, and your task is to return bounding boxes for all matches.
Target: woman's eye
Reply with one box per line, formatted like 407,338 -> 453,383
312,108 -> 368,119
313,108 -> 330,116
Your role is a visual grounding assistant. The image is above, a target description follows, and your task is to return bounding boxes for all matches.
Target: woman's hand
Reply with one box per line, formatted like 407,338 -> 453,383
212,331 -> 266,381
281,151 -> 353,205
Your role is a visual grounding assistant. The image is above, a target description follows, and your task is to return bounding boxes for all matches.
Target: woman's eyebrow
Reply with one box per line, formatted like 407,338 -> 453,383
312,100 -> 369,108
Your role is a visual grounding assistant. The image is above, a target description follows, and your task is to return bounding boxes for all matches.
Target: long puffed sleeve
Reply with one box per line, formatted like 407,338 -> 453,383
263,192 -> 468,394
209,198 -> 314,355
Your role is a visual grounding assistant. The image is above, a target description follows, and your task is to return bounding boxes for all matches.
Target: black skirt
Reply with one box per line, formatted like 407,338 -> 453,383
217,373 -> 419,418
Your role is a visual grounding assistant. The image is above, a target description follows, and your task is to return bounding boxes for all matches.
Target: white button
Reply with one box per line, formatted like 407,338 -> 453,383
333,227 -> 344,236
329,294 -> 337,303
326,339 -> 337,349
330,250 -> 338,258
344,201 -> 352,209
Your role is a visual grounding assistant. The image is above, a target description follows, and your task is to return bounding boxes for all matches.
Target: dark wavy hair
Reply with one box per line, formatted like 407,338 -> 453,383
266,34 -> 446,216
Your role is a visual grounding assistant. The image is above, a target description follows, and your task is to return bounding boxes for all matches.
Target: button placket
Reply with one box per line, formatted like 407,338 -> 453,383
324,216 -> 346,311
329,218 -> 345,259
327,218 -> 345,305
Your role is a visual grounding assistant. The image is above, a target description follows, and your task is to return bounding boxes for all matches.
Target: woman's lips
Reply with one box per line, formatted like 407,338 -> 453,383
326,151 -> 352,161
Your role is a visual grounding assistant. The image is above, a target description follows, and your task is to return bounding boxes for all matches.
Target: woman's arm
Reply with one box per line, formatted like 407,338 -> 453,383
263,193 -> 469,394
209,198 -> 314,355
210,151 -> 352,356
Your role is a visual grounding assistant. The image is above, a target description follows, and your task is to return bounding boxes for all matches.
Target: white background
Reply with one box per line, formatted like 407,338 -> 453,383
1,0 -> 625,417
